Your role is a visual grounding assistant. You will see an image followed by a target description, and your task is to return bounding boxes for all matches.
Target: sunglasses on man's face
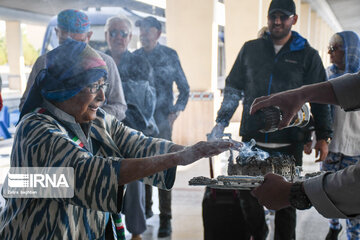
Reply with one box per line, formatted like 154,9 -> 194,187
268,14 -> 294,22
109,30 -> 129,38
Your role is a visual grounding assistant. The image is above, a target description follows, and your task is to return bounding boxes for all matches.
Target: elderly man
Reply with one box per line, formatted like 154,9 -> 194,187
19,9 -> 127,121
134,16 -> 190,238
209,0 -> 332,239
105,16 -> 157,240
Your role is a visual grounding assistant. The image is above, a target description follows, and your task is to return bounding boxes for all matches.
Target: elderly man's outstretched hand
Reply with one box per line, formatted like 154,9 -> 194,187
250,89 -> 305,130
251,173 -> 292,210
177,140 -> 233,166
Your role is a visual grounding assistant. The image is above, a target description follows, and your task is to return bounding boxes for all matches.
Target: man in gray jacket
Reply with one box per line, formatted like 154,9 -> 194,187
251,72 -> 360,219
19,9 -> 127,121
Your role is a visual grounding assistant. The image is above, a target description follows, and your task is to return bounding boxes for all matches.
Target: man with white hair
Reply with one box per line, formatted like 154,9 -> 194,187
105,16 -> 157,240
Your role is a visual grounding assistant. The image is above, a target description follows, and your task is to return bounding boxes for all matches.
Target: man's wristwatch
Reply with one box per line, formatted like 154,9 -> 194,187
289,182 -> 312,210
325,137 -> 332,144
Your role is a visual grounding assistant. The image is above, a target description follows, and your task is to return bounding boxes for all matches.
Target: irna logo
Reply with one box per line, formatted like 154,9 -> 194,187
8,173 -> 69,188
3,167 -> 74,198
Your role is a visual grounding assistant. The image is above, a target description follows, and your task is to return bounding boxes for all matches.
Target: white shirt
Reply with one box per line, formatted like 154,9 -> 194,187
274,44 -> 283,54
328,105 -> 360,156
326,69 -> 360,156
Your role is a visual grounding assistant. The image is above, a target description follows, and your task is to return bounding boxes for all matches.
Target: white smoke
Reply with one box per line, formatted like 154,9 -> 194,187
237,139 -> 270,163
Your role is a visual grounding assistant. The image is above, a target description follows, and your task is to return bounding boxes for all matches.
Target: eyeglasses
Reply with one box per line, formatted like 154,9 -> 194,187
268,14 -> 294,22
87,82 -> 109,94
328,45 -> 342,53
109,30 -> 129,38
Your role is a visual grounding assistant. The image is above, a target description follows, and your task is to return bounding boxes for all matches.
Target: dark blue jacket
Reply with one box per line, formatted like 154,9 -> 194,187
109,50 -> 159,136
216,31 -> 333,143
134,44 -> 190,124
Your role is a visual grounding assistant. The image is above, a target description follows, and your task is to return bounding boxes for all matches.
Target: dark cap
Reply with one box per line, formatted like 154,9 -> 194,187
268,0 -> 296,16
135,16 -> 161,31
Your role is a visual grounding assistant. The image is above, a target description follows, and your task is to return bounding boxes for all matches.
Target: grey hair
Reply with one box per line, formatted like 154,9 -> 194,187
105,16 -> 132,33
329,33 -> 343,47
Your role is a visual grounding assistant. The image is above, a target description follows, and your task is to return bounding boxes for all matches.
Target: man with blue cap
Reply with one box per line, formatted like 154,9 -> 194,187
19,9 -> 127,121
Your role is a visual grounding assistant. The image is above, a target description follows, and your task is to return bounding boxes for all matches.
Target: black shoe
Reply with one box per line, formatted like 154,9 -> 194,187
145,208 -> 153,219
158,216 -> 172,238
326,225 -> 343,240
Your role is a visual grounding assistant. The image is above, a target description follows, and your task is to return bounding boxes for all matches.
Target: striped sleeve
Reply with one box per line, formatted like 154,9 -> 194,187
107,115 -> 176,190
15,114 -> 122,213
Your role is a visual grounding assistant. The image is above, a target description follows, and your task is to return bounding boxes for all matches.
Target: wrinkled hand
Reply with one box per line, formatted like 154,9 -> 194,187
250,90 -> 304,130
168,112 -> 179,128
208,123 -> 225,141
178,140 -> 233,166
314,139 -> 329,163
251,173 -> 292,210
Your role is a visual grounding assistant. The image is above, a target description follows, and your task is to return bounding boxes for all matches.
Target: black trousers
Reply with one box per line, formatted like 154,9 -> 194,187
202,188 -> 253,240
260,144 -> 302,240
238,190 -> 269,240
145,185 -> 172,218
238,143 -> 303,240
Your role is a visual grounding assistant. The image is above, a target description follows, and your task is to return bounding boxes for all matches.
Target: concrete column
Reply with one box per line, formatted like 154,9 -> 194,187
260,0 -> 272,28
321,20 -> 328,63
225,0 -> 261,75
323,24 -> 331,67
292,0 -> 301,32
6,21 -> 25,91
316,16 -> 324,52
300,2 -> 311,39
166,0 -> 218,144
309,10 -> 318,48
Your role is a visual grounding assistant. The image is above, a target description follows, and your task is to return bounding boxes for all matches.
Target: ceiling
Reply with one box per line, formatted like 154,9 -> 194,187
0,0 -> 165,22
326,0 -> 360,34
0,0 -> 359,35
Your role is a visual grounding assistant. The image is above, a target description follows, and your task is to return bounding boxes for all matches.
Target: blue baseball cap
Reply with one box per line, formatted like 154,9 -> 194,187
57,9 -> 90,33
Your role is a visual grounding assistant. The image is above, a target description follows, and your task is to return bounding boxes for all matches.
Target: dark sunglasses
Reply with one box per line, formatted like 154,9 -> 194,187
87,82 -> 109,94
109,30 -> 129,38
328,45 -> 342,53
268,14 -> 293,22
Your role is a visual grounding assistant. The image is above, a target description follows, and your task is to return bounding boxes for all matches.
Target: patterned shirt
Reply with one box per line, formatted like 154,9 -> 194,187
0,101 -> 175,239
